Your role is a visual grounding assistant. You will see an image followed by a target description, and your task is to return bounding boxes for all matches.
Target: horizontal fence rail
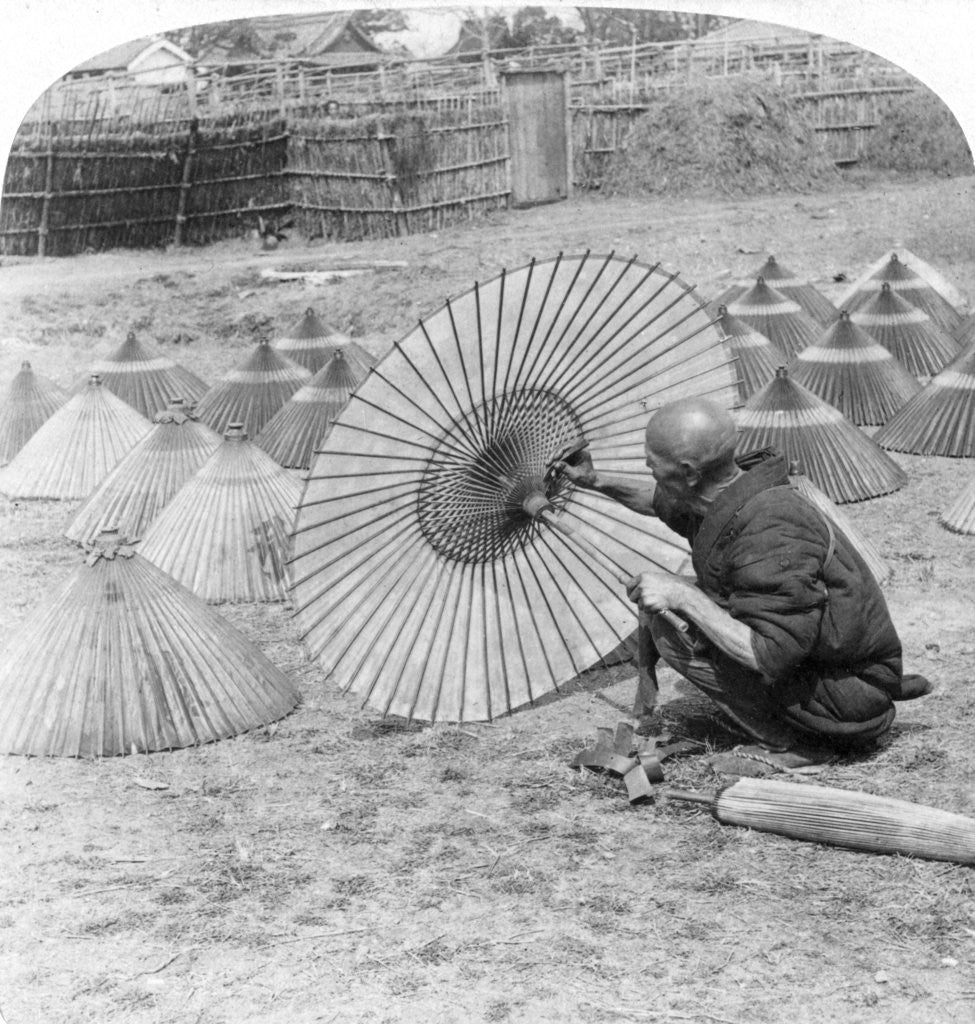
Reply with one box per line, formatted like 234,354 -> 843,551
2,32 -> 921,255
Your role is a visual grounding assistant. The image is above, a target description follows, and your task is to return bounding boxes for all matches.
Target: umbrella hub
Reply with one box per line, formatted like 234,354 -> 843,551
416,387 -> 582,564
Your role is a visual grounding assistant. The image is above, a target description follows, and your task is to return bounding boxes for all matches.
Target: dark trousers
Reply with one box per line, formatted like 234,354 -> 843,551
649,614 -> 896,751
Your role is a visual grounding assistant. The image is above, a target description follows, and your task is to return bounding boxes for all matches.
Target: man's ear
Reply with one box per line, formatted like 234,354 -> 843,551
679,460 -> 700,487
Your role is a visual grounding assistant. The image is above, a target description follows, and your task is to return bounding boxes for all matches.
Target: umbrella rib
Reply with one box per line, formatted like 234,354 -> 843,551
391,335 -> 475,445
489,558 -> 513,715
357,365 -> 484,462
556,284 -> 703,404
417,317 -> 482,433
489,267 -> 507,427
534,531 -> 631,659
359,551 -> 443,716
504,253 -> 564,402
446,297 -> 489,449
497,257 -> 536,401
524,252 -> 643,398
572,316 -> 726,419
511,250 -> 593,400
503,553 -> 551,703
399,558 -> 455,721
534,263 -> 675,396
296,478 -> 417,511
293,528 -> 429,648
474,281 -> 491,436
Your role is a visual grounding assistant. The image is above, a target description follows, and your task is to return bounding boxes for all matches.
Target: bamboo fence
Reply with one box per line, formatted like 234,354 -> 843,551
2,32 -> 920,255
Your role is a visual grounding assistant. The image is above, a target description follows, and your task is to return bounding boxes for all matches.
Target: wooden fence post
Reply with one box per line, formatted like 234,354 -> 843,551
173,117 -> 199,247
36,128 -> 56,258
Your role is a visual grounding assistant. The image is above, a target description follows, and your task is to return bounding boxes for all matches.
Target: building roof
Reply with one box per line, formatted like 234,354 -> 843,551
200,12 -> 382,64
702,19 -> 832,45
71,36 -> 193,74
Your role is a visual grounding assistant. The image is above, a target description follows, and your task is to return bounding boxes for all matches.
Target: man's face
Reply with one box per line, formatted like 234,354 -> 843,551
645,441 -> 694,503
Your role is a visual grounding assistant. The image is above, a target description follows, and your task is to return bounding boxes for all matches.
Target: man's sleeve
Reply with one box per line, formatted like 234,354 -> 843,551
723,500 -> 829,683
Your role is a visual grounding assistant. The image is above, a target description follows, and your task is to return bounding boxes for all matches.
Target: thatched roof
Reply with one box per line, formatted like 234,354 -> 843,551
194,339 -> 311,437
138,424 -> 303,603
64,398 -> 222,546
0,530 -> 298,757
0,376 -> 152,500
873,338 -> 975,457
0,361 -> 69,466
255,348 -> 372,470
789,310 -> 921,425
734,367 -> 907,503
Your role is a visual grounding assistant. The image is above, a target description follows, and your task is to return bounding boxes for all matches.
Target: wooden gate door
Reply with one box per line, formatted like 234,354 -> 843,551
501,68 -> 570,207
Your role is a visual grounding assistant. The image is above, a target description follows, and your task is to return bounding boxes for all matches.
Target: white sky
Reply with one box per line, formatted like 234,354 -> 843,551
3,2 -> 975,175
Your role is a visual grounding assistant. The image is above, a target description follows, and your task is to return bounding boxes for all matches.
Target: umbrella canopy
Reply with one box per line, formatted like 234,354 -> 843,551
0,530 -> 298,757
953,311 -> 975,346
255,348 -> 372,469
138,423 -> 303,603
940,473 -> 975,535
789,310 -> 922,426
734,368 -> 907,503
194,338 -> 311,437
290,252 -> 740,723
64,398 -> 222,545
873,338 -> 975,457
716,305 -> 788,400
788,460 -> 890,585
0,375 -> 152,500
840,252 -> 964,336
713,256 -> 838,326
80,331 -> 208,418
273,307 -> 346,373
850,283 -> 960,380
0,361 -> 69,465
726,278 -> 821,361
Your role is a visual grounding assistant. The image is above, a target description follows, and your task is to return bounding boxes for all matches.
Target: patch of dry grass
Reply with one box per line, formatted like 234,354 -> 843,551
2,179 -> 975,1024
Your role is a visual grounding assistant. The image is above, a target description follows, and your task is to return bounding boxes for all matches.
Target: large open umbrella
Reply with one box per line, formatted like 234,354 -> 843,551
713,255 -> 838,326
289,253 -> 739,723
0,361 -> 69,465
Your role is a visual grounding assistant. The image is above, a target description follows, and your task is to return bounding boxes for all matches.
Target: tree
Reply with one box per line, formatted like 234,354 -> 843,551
576,7 -> 730,46
509,7 -> 580,49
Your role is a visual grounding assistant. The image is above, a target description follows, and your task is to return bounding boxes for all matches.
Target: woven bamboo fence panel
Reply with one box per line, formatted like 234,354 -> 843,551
288,105 -> 509,242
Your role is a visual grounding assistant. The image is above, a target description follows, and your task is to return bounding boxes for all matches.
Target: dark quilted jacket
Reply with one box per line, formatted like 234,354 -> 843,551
654,450 -> 904,698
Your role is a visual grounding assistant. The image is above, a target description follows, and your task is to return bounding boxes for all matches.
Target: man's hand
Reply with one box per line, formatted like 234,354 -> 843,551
626,570 -> 694,614
553,447 -> 598,489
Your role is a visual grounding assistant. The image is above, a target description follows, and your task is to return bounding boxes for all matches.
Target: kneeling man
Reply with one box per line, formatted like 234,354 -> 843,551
560,398 -> 929,771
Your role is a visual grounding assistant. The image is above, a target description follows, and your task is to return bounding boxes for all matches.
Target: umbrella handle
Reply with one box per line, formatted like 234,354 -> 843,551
538,509 -> 690,634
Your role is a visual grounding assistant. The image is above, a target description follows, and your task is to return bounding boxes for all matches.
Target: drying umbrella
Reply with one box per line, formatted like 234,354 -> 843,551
0,361 -> 69,465
850,283 -> 960,380
273,307 -> 377,374
0,530 -> 298,757
715,305 -> 787,400
940,473 -> 975,535
255,348 -> 372,469
734,368 -> 907,503
290,252 -> 739,723
788,460 -> 890,585
840,253 -> 964,337
873,337 -> 975,457
713,256 -> 838,325
79,331 -> 208,418
725,278 -> 821,361
789,310 -> 921,426
138,423 -> 303,603
0,375 -> 152,500
194,338 -> 311,437
64,397 -> 222,545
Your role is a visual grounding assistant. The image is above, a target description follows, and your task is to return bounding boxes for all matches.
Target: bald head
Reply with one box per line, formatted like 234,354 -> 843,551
645,398 -> 739,494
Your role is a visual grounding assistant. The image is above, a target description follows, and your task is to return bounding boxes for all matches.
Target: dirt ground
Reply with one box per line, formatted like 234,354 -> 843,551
1,174 -> 974,1024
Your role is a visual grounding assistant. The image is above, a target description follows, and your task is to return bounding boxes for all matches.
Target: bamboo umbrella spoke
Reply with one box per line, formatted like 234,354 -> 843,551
291,255 -> 737,721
